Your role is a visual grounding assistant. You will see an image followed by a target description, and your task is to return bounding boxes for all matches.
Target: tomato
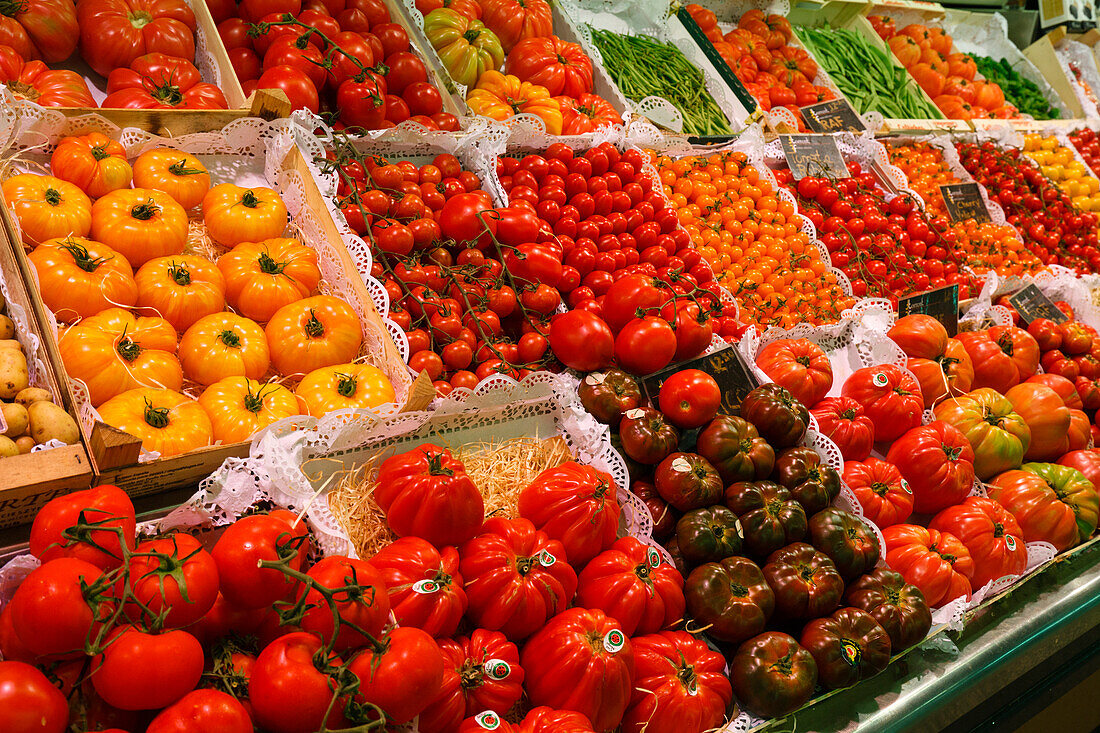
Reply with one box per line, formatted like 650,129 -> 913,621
1,173 -> 91,247
615,316 -> 677,375
773,445 -> 842,515
549,310 -> 614,371
1004,383 -> 1071,462
991,463 -> 1099,549
633,479 -> 677,542
126,533 -> 218,628
844,568 -> 931,651
762,542 -> 844,620
250,632 -> 349,733
0,661 -> 68,733
439,191 -> 496,248
652,452 -> 723,512
459,517 -> 577,641
657,369 -> 720,429
146,689 -> 252,733
729,632 -> 817,718
0,0 -> 78,62
369,537 -> 466,638
76,0 -> 197,78
621,630 -> 732,733
809,396 -> 874,462
755,338 -> 833,407
256,65 -> 319,113
350,626 -> 445,724
725,480 -> 808,559
675,505 -> 742,567
211,512 -> 308,609
104,52 -> 227,109
800,607 -> 891,690
9,557 -> 105,659
882,524 -> 973,607
50,133 -> 131,199
517,461 -> 618,567
843,457 -> 913,529
521,608 -> 633,732
375,444 -> 485,547
695,414 -> 774,484
300,555 -> 390,652
92,627 -> 203,710
619,407 -> 679,465
740,383 -> 809,449
928,496 -> 1026,589
337,76 -> 388,128
602,274 -> 666,332
504,36 -> 592,97
929,387 -> 1029,480
576,537 -> 684,636
841,365 -> 924,443
886,421 -> 975,514
1057,449 -> 1100,488
684,555 -> 773,644
519,707 -> 595,732
418,629 -> 523,732
577,368 -> 641,426
29,484 -> 135,570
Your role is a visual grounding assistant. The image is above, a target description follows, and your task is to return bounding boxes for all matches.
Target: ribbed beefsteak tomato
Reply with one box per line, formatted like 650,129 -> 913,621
518,461 -> 619,566
368,536 -> 467,638
762,542 -> 844,619
808,508 -> 880,581
882,524 -> 973,607
505,36 -> 592,98
0,53 -> 93,107
575,537 -> 684,636
888,315 -> 974,408
1000,463 -> 1098,548
810,396 -> 874,461
755,337 -> 833,407
844,568 -> 932,650
103,52 -> 227,109
841,365 -> 924,443
933,388 -> 1030,480
725,480 -> 808,558
928,496 -> 1026,589
1004,383 -> 1071,461
843,457 -> 913,529
800,607 -> 891,689
417,629 -> 523,733
773,445 -> 841,515
0,0 -> 78,62
886,421 -> 976,514
729,632 -> 817,719
77,0 -> 197,78
695,414 -> 775,484
675,505 -> 743,567
741,383 -> 809,448
684,555 -> 774,644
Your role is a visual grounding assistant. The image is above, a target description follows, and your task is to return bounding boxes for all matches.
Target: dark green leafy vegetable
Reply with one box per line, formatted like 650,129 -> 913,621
794,25 -> 941,120
587,27 -> 733,136
972,54 -> 1061,120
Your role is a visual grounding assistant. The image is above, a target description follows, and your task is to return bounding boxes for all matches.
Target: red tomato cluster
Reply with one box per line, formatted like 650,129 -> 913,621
584,371 -> 929,717
773,160 -> 980,302
685,5 -> 835,131
497,141 -> 739,375
1069,127 -> 1100,175
957,140 -> 1100,273
213,0 -> 458,130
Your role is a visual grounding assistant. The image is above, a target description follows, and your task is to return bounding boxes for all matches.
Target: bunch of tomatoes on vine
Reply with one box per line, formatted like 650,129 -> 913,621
322,137 -> 741,391
774,160 -> 980,302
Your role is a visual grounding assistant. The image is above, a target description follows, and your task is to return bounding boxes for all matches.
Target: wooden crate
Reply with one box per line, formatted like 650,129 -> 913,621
0,221 -> 92,529
0,127 -> 433,501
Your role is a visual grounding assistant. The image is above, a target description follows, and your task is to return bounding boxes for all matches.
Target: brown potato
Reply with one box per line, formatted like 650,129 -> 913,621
0,315 -> 15,340
27,401 -> 79,445
14,388 -> 51,406
0,435 -> 19,457
0,349 -> 28,399
14,436 -> 33,454
1,403 -> 28,437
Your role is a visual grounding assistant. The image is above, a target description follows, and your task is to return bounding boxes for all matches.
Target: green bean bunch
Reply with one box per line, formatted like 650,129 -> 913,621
795,26 -> 942,120
588,27 -> 733,136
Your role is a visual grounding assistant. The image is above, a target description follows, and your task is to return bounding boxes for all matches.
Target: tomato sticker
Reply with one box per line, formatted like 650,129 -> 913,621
900,479 -> 912,494
412,579 -> 440,594
483,659 -> 512,680
646,547 -> 662,568
625,408 -> 646,420
538,550 -> 557,567
1006,535 -> 1017,551
473,712 -> 501,729
841,640 -> 861,666
671,457 -> 691,472
733,517 -> 743,537
585,372 -> 606,385
872,372 -> 889,387
603,629 -> 625,653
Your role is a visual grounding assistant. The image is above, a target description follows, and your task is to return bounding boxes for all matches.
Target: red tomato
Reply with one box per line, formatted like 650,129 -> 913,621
518,707 -> 596,732
417,629 -> 524,732
211,512 -> 309,609
250,632 -> 349,733
240,0 -> 301,21
329,31 -> 375,86
229,47 -> 261,81
300,555 -> 391,651
886,421 -> 976,514
517,461 -> 620,567
575,537 -> 685,636
602,274 -> 666,333
255,65 -> 319,112
756,338 -> 833,407
217,18 -> 253,50
350,626 -> 445,724
126,533 -> 218,628
92,627 -> 204,710
439,192 -> 496,248
658,369 -> 721,428
0,661 -> 68,733
146,689 -> 252,733
386,51 -> 428,93
928,496 -> 1026,589
337,76 -> 388,128
29,484 -> 135,570
882,524 -> 973,607
616,316 -> 677,375
372,22 -> 410,56
77,0 -> 197,77
521,608 -> 634,732
549,310 -> 614,371
263,36 -> 327,90
841,365 -> 924,443
9,557 -> 104,659
369,537 -> 468,638
843,457 -> 913,529
810,396 -> 874,461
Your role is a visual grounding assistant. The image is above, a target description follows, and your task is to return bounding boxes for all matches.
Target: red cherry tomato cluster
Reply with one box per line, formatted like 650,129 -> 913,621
772,161 -> 979,302
1070,127 -> 1100,173
213,0 -> 458,131
685,5 -> 835,132
957,140 -> 1100,274
498,141 -> 740,373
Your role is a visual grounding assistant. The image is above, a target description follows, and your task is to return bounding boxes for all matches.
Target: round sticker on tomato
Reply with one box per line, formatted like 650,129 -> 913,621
473,712 -> 502,729
603,629 -> 625,653
483,659 -> 512,680
412,579 -> 440,594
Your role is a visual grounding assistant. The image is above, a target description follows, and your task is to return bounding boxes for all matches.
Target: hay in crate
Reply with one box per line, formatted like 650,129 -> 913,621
329,435 -> 573,559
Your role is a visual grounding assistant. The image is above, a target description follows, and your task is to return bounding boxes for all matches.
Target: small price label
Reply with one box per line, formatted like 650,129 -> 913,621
898,284 -> 960,336
780,134 -> 849,180
1007,284 -> 1069,325
940,183 -> 991,224
642,346 -> 760,416
800,98 -> 866,133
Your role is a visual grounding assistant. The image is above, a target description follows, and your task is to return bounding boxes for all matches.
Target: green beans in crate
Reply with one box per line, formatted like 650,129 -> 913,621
795,26 -> 941,120
588,27 -> 733,136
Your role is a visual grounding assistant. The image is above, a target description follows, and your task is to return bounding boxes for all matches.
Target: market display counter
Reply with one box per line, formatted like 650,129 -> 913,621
764,537 -> 1100,732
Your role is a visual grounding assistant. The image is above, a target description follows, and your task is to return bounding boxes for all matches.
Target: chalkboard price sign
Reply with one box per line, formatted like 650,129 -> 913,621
642,346 -> 760,415
800,98 -> 866,133
898,284 -> 960,336
780,134 -> 849,180
940,182 -> 992,224
1008,284 -> 1069,325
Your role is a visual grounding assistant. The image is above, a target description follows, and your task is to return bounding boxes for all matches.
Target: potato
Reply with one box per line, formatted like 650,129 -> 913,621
14,436 -> 32,454
14,388 -> 51,406
1,403 -> 28,437
0,315 -> 14,340
0,349 -> 28,399
28,401 -> 79,445
0,435 -> 19,457
0,340 -> 22,351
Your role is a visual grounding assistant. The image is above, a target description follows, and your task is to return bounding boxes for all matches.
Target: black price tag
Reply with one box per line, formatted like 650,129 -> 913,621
642,346 -> 760,416
1008,284 -> 1069,325
780,134 -> 848,180
800,99 -> 866,133
898,284 -> 960,336
940,183 -> 991,224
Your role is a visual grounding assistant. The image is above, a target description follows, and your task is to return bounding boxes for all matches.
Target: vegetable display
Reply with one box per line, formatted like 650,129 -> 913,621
973,54 -> 1061,120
